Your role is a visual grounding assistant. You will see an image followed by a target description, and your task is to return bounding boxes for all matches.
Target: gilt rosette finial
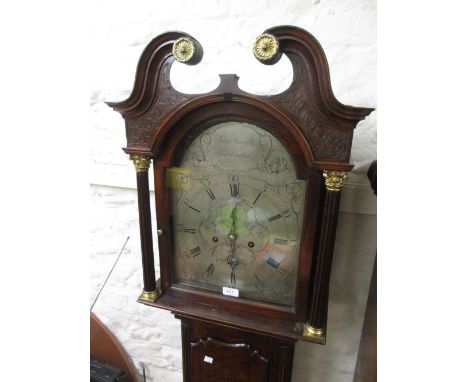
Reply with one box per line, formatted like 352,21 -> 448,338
323,171 -> 348,192
253,33 -> 280,62
173,37 -> 196,63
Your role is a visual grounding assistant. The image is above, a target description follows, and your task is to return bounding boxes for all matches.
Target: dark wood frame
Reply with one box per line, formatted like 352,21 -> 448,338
107,26 -> 373,345
155,102 -> 321,323
353,160 -> 377,382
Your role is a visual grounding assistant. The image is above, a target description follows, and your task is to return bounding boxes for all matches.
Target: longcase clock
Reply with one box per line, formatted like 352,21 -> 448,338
107,26 -> 373,382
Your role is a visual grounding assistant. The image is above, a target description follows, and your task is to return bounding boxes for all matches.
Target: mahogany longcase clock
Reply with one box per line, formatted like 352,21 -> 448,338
107,26 -> 373,382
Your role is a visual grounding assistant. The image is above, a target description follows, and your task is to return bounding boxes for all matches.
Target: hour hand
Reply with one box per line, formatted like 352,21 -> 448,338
227,255 -> 239,268
227,255 -> 239,284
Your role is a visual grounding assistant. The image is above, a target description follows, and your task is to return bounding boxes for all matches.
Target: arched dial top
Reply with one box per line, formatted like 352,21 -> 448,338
106,26 -> 374,166
167,122 -> 306,306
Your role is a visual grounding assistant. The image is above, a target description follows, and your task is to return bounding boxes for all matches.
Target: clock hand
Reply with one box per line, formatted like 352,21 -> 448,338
227,203 -> 240,285
229,203 -> 238,237
227,252 -> 239,285
227,203 -> 238,243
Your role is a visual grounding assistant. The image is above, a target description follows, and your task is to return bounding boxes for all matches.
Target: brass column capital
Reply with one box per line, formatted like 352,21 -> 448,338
129,154 -> 152,172
323,170 -> 348,192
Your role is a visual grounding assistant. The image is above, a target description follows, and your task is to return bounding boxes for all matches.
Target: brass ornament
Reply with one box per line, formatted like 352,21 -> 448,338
303,323 -> 324,338
173,37 -> 196,63
129,154 -> 151,172
323,170 -> 348,192
253,33 -> 279,61
139,288 -> 161,302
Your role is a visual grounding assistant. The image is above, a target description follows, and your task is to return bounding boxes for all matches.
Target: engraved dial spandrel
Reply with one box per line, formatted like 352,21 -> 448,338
167,122 -> 306,306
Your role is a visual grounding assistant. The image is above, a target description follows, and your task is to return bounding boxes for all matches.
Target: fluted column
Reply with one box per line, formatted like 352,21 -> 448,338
130,154 -> 160,302
304,170 -> 348,339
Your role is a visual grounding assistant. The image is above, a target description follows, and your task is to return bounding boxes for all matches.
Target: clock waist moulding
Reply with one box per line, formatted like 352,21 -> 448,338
107,26 -> 373,382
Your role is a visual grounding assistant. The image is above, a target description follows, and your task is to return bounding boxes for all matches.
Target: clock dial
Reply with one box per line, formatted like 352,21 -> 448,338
167,122 -> 306,306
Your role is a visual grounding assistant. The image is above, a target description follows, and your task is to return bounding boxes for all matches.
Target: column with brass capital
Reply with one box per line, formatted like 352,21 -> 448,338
130,154 -> 160,302
304,170 -> 348,340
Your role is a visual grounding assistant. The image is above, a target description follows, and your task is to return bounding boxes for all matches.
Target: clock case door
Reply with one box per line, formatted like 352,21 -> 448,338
106,26 -> 374,344
156,106 -> 319,324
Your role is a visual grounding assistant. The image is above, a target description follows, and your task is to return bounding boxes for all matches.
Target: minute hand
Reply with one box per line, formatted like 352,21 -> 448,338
229,203 -> 238,237
227,204 -> 239,284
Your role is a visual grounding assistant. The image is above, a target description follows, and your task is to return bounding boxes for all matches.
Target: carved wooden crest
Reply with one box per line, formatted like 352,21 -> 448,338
107,26 -> 373,169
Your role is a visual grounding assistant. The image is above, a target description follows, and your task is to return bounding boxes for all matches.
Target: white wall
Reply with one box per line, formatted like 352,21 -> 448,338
90,1 -> 376,381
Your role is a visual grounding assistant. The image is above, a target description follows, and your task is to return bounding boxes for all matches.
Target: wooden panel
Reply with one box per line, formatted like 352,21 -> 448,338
353,160 -> 377,382
190,337 -> 268,382
179,317 -> 295,382
353,258 -> 377,382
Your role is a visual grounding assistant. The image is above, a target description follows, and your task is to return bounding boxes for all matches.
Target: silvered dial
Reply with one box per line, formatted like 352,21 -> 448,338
167,122 -> 306,306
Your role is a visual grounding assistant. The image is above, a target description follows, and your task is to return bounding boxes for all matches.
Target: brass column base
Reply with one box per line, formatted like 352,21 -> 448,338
303,323 -> 325,339
139,288 -> 161,303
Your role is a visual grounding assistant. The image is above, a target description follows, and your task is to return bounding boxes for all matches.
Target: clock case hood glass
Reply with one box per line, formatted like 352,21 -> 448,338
155,107 -> 321,324
167,122 -> 307,307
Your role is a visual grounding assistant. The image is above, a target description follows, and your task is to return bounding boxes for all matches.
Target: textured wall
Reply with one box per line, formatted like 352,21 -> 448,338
90,1 -> 376,381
